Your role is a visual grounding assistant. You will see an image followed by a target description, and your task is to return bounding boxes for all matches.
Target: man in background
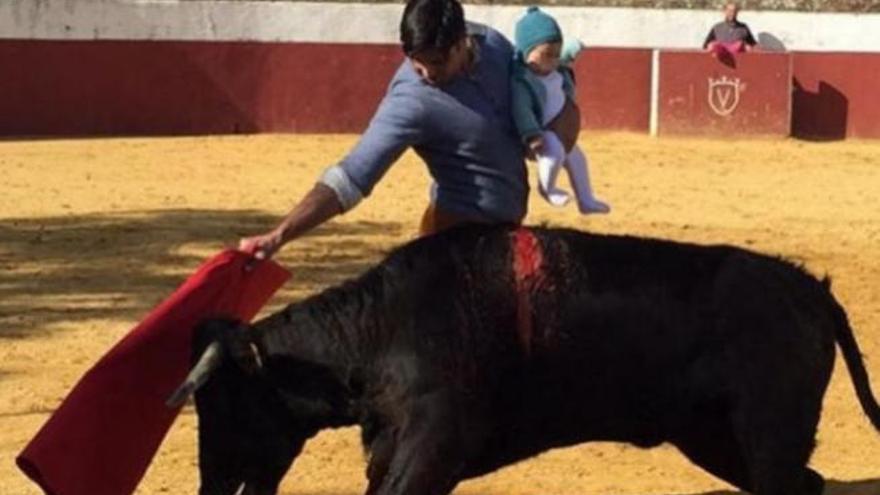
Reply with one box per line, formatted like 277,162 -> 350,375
703,2 -> 758,54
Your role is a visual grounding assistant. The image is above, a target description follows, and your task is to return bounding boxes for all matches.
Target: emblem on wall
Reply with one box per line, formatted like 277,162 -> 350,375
707,76 -> 742,116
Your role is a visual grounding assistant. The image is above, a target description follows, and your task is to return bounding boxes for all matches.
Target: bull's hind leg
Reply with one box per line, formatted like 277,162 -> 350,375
711,258 -> 833,495
742,450 -> 824,495
671,416 -> 752,492
676,414 -> 824,495
743,457 -> 823,495
731,393 -> 825,495
802,467 -> 826,494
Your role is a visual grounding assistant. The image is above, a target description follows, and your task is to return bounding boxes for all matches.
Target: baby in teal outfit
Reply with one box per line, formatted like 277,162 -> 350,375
511,6 -> 610,214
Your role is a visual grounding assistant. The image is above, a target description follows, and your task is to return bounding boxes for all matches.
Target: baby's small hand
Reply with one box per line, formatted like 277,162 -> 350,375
528,136 -> 545,156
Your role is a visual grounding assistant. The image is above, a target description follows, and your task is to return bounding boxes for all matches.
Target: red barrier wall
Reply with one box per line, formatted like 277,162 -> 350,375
0,40 -> 401,135
575,48 -> 653,133
657,51 -> 792,137
0,40 -> 650,137
0,40 -> 878,139
792,52 -> 880,140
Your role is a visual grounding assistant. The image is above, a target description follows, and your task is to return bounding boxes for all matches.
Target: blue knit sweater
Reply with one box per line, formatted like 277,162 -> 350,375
320,23 -> 528,223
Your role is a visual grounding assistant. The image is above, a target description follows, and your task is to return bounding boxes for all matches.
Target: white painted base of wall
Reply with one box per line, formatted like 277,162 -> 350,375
1,1 -> 877,53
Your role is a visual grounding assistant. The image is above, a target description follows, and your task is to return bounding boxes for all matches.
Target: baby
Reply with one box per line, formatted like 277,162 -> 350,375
511,6 -> 610,214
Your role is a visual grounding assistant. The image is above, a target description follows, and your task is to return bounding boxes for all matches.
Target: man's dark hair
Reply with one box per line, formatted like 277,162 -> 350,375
400,0 -> 466,57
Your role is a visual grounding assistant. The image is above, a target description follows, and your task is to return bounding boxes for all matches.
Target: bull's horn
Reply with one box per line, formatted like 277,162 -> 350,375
166,341 -> 224,408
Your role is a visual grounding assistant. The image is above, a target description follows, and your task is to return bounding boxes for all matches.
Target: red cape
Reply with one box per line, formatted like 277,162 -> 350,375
17,249 -> 290,495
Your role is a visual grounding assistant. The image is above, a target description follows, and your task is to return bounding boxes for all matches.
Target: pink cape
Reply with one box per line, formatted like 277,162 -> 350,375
17,249 -> 290,495
709,40 -> 746,55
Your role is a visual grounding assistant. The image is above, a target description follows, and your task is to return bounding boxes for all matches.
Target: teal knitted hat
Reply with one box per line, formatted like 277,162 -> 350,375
514,6 -> 562,58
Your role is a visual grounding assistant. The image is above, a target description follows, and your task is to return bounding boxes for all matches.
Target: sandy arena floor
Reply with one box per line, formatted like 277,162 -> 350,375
1,133 -> 879,494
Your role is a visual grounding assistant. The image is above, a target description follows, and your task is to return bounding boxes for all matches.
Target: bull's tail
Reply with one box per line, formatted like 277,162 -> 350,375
829,287 -> 880,430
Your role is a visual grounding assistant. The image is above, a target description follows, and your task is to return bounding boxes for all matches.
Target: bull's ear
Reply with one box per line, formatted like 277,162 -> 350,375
221,323 -> 264,375
193,317 -> 262,375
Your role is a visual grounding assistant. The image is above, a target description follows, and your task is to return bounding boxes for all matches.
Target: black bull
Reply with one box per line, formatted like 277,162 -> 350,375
169,225 -> 880,495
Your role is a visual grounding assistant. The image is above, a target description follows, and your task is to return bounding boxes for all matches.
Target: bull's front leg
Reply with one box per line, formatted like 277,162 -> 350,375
367,391 -> 471,495
365,426 -> 396,495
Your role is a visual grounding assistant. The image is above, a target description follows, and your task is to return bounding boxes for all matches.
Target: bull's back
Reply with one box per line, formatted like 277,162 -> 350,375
456,229 -> 839,471
375,225 -> 836,411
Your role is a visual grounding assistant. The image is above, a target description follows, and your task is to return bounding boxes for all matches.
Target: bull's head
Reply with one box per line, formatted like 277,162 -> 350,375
168,319 -> 316,495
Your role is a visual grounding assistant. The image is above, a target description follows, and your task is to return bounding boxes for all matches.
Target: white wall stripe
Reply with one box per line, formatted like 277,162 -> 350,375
0,1 -> 878,52
650,49 -> 660,137
0,1 -> 402,43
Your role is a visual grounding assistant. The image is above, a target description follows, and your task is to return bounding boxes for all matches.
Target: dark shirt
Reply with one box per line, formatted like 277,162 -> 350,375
703,20 -> 757,48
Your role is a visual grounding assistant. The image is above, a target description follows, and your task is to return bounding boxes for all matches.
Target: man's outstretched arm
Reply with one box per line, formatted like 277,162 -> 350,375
239,87 -> 423,260
239,183 -> 343,260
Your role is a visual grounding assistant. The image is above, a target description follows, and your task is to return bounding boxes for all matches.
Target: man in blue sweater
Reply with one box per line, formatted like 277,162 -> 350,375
240,0 -> 580,259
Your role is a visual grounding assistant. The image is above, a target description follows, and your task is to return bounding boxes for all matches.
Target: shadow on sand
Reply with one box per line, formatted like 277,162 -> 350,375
0,208 -> 403,337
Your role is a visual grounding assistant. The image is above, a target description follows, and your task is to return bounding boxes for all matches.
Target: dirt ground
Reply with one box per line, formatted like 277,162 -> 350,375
1,133 -> 879,495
